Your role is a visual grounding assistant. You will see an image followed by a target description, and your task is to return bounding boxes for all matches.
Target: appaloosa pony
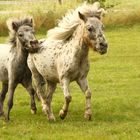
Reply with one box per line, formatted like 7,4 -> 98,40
28,2 -> 108,121
0,17 -> 39,121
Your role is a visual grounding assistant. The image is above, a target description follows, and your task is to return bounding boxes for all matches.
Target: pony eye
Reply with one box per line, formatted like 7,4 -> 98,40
87,26 -> 94,32
18,33 -> 23,37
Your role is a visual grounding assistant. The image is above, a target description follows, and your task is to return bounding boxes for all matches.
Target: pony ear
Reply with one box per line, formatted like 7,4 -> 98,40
12,21 -> 19,32
78,11 -> 87,22
31,18 -> 33,25
29,18 -> 34,27
95,8 -> 106,19
23,17 -> 34,27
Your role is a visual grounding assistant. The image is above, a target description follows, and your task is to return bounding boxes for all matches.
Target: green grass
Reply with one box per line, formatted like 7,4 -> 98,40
0,24 -> 140,139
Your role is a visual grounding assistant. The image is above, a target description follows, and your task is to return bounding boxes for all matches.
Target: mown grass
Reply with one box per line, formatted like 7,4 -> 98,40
0,24 -> 140,139
0,0 -> 140,139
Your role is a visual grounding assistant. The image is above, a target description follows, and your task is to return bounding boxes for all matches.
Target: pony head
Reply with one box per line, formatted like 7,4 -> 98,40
78,2 -> 108,55
7,17 -> 39,52
47,2 -> 108,55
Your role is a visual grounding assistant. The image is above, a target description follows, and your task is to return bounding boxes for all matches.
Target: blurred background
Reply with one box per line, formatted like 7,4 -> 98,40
0,0 -> 140,36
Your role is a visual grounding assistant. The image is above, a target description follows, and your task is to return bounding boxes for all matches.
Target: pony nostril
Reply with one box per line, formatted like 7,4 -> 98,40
104,43 -> 108,48
100,43 -> 104,46
100,42 -> 108,48
30,40 -> 38,45
30,41 -> 33,45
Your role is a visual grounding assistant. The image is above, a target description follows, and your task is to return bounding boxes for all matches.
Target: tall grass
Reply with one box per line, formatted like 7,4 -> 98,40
0,0 -> 140,36
103,0 -> 140,27
0,1 -> 79,36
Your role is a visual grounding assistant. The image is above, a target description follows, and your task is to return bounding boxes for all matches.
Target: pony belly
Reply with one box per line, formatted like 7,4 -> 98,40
0,58 -> 8,82
0,65 -> 8,82
38,66 -> 59,82
44,74 -> 59,83
0,73 -> 8,82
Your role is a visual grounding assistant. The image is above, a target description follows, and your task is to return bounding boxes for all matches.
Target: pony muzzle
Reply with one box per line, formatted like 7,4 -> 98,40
99,42 -> 108,55
30,40 -> 39,46
26,40 -> 40,53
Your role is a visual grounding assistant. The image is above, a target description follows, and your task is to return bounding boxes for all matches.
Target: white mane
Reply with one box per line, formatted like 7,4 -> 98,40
47,2 -> 105,41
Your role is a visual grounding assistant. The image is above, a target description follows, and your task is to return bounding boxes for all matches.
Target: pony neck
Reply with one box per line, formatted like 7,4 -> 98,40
71,23 -> 89,56
15,38 -> 28,60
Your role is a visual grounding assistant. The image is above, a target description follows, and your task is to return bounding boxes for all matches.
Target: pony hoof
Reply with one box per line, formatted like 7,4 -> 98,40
42,109 -> 48,116
31,109 -> 37,114
42,105 -> 48,115
48,115 -> 55,122
84,113 -> 92,121
59,109 -> 67,120
4,115 -> 10,122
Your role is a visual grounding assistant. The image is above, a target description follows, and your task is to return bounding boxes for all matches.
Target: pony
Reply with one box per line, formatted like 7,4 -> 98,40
27,2 -> 108,121
0,17 -> 39,121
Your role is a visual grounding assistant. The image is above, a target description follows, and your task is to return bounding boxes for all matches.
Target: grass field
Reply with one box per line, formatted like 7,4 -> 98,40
0,0 -> 140,140
0,24 -> 140,139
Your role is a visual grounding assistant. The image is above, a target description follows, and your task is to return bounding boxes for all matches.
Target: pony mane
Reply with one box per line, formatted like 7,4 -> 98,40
7,17 -> 33,47
47,2 -> 104,41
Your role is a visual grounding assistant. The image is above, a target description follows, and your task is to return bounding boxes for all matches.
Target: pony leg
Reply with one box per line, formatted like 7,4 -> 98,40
31,71 -> 53,120
77,78 -> 92,120
32,74 -> 46,112
28,62 -> 50,118
6,81 -> 17,121
59,79 -> 71,119
0,83 -> 8,116
46,81 -> 56,121
21,81 -> 37,114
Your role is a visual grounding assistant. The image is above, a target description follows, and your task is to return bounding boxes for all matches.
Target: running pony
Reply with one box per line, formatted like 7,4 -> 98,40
28,2 -> 108,121
0,17 -> 38,121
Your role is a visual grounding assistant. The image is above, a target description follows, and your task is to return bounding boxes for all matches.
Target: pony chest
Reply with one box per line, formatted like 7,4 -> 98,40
9,55 -> 28,75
